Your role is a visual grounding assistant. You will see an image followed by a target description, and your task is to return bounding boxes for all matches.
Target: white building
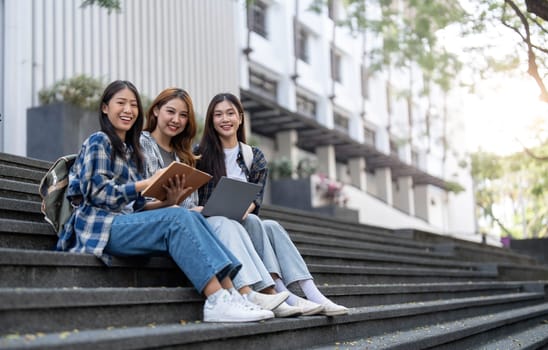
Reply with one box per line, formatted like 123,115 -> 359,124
0,0 -> 487,243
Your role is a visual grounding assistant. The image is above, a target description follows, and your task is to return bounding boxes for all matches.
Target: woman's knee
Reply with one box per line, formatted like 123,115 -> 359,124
263,219 -> 289,238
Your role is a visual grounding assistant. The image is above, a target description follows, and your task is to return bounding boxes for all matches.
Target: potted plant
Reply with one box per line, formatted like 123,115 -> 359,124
27,75 -> 104,161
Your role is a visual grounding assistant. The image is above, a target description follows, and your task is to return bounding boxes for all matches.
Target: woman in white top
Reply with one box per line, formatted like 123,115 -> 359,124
195,93 -> 348,316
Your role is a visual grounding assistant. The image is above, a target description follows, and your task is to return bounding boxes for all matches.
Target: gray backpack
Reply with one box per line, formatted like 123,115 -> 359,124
39,154 -> 77,235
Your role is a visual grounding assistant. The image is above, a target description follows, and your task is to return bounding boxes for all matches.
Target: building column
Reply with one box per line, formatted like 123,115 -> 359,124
375,167 -> 393,205
414,184 -> 429,222
4,0 -> 32,156
394,176 -> 415,215
275,130 -> 298,177
316,144 -> 336,179
348,157 -> 366,191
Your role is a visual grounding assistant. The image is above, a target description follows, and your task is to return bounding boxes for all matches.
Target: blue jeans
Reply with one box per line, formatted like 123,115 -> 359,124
241,214 -> 313,286
206,216 -> 274,291
105,207 -> 241,294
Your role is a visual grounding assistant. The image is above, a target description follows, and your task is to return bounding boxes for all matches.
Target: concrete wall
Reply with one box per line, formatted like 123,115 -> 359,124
2,0 -> 239,156
510,238 -> 548,265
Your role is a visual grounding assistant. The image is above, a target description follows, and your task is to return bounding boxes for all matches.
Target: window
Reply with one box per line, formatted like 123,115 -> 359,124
364,126 -> 376,147
249,69 -> 278,100
296,93 -> 317,119
295,26 -> 310,63
386,82 -> 393,115
330,48 -> 342,83
412,150 -> 419,167
361,65 -> 370,99
328,0 -> 337,20
334,112 -> 349,134
390,139 -> 399,157
249,0 -> 268,38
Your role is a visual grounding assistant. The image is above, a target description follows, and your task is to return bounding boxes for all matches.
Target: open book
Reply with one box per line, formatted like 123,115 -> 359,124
142,161 -> 212,202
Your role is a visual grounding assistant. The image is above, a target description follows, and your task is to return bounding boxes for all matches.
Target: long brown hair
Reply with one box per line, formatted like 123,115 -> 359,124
145,88 -> 198,167
196,93 -> 246,183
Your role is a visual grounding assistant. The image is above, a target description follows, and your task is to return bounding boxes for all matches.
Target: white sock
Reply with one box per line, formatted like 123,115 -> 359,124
298,279 -> 329,304
207,288 -> 226,305
274,278 -> 299,305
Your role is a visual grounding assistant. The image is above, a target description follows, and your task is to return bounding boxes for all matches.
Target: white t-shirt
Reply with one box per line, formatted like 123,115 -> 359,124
224,145 -> 247,182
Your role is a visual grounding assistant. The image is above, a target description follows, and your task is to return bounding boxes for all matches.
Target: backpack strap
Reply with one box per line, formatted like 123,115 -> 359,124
240,142 -> 253,170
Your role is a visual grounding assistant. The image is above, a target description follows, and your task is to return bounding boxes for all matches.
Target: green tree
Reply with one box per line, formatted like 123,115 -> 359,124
80,0 -> 121,14
471,144 -> 548,238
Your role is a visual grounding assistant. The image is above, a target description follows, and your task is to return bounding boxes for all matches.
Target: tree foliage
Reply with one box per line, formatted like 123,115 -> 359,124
471,143 -> 548,238
463,0 -> 548,103
80,0 -> 121,14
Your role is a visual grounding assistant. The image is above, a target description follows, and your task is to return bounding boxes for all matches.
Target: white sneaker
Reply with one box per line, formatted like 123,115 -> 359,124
246,290 -> 289,311
203,289 -> 274,322
320,301 -> 348,316
292,295 -> 324,316
232,291 -> 275,318
272,302 -> 303,317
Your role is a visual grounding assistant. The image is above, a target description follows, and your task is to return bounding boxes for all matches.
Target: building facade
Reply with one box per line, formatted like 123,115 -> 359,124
0,0 -> 487,243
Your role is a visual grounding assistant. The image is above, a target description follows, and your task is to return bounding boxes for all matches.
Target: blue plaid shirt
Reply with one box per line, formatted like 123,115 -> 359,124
196,143 -> 268,214
56,132 -> 145,265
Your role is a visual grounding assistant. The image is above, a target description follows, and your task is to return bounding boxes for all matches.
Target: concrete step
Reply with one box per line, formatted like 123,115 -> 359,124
301,247 -> 548,281
0,287 -> 203,334
0,152 -> 50,171
0,218 -> 57,250
0,164 -> 45,184
496,262 -> 548,281
0,216 -> 488,275
3,281 -> 538,334
1,292 -> 545,349
308,302 -> 548,350
306,263 -> 498,285
401,229 -> 540,266
0,199 -> 44,222
299,246 -> 480,270
286,225 -> 446,258
0,248 -> 498,288
470,321 -> 548,350
0,178 -> 40,202
262,205 -> 415,245
295,281 -> 546,308
292,233 -> 453,259
0,248 -> 189,288
265,205 -> 543,268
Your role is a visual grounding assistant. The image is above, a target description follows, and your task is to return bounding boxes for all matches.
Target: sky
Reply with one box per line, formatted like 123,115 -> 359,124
459,77 -> 548,155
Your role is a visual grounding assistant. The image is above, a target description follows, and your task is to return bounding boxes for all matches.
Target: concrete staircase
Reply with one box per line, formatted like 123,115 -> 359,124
1,151 -> 548,350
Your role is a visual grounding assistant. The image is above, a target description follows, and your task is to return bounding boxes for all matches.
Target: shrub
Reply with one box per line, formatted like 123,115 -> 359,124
38,75 -> 104,111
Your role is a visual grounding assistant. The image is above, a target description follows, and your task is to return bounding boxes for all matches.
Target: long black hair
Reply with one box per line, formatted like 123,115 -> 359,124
99,80 -> 145,172
196,93 -> 246,184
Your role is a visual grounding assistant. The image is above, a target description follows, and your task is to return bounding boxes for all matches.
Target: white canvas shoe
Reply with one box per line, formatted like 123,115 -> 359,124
292,295 -> 324,316
320,301 -> 348,316
246,290 -> 289,311
203,289 -> 274,322
232,291 -> 275,319
272,302 -> 303,317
